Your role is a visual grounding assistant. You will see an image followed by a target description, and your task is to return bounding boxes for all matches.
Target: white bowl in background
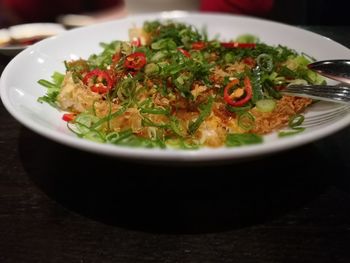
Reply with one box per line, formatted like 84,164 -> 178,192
0,23 -> 65,56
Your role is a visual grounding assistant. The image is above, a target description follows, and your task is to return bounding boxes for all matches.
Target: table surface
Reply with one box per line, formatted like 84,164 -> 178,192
1,25 -> 350,263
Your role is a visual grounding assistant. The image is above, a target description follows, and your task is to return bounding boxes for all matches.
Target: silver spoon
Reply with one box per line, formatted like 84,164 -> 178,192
307,59 -> 350,84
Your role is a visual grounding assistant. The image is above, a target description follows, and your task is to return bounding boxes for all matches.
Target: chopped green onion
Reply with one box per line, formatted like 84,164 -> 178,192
278,66 -> 297,79
263,79 -> 282,99
278,127 -> 305,137
151,51 -> 168,62
144,63 -> 160,75
256,99 -> 276,113
224,52 -> 235,63
226,133 -> 263,147
288,114 -> 305,128
188,96 -> 213,134
226,104 -> 252,113
151,38 -> 177,50
257,53 -> 273,72
287,79 -> 308,85
91,106 -> 126,129
251,68 -> 264,103
237,112 -> 255,131
169,116 -> 184,137
140,107 -> 170,115
235,34 -> 259,43
190,50 -> 204,61
83,130 -> 106,143
106,129 -> 165,148
37,79 -> 57,90
143,21 -> 161,33
106,129 -> 133,144
142,116 -> 168,128
112,78 -> 136,103
37,71 -> 64,107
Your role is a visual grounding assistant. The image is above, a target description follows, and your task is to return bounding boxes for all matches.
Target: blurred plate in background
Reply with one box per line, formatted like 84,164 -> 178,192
0,23 -> 65,56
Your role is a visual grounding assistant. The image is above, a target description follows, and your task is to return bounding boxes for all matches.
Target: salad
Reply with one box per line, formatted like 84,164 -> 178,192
38,20 -> 324,149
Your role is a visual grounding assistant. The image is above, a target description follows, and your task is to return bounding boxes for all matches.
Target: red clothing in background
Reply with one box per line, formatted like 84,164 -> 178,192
200,0 -> 274,16
2,0 -> 122,23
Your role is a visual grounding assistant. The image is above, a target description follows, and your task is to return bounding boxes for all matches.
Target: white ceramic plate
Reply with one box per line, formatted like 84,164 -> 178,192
1,12 -> 350,162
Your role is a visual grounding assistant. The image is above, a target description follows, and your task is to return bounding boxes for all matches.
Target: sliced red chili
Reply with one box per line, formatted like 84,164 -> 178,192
177,48 -> 191,58
83,69 -> 113,94
65,59 -> 89,75
62,113 -> 76,122
242,57 -> 256,67
221,42 -> 256,49
192,41 -> 206,50
124,52 -> 147,70
275,85 -> 286,91
131,37 -> 141,47
112,52 -> 121,63
224,77 -> 253,107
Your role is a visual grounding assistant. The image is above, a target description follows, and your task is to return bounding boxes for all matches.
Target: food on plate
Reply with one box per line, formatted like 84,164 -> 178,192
0,29 -> 11,47
38,20 -> 324,149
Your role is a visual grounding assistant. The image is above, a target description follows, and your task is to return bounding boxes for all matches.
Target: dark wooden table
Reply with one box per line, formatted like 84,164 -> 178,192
1,26 -> 350,263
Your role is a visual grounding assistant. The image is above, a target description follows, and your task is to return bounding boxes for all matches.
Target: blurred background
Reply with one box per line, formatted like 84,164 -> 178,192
0,0 -> 349,29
